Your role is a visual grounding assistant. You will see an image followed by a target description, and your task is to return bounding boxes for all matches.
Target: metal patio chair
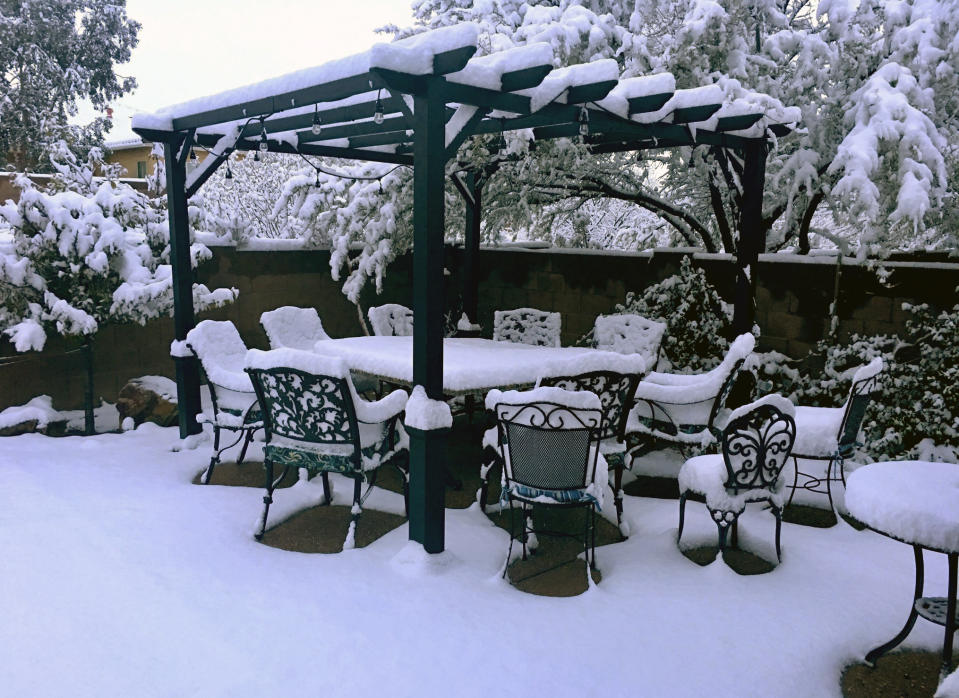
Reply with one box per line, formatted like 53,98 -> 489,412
489,387 -> 605,579
624,333 -> 756,460
368,303 -> 414,337
521,352 -> 646,536
245,348 -> 409,545
593,313 -> 667,372
185,320 -> 263,484
260,306 -> 331,349
493,307 -> 561,347
787,357 -> 883,512
678,394 -> 796,561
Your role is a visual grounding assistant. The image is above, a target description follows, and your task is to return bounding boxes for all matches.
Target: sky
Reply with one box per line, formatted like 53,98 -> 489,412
79,0 -> 417,143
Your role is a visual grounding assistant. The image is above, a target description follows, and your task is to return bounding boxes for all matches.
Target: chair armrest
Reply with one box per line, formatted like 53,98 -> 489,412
634,377 -> 718,405
204,366 -> 254,393
355,387 -> 408,424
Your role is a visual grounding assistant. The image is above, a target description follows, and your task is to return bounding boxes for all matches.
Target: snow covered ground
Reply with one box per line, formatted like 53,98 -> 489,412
0,424 -> 951,697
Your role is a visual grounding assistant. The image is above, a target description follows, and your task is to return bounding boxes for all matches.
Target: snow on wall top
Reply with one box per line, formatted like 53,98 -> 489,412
133,24 -> 480,132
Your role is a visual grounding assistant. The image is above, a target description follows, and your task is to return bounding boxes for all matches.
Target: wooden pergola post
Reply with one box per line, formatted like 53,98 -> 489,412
461,170 -> 482,326
163,136 -> 202,437
407,77 -> 449,553
732,140 -> 768,336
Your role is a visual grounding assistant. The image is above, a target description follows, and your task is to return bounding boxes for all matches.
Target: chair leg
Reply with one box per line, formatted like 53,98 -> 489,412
613,461 -> 626,538
677,493 -> 688,545
590,505 -> 597,570
256,459 -> 275,540
236,428 -> 254,465
344,477 -> 363,550
826,457 -> 836,514
731,518 -> 739,549
202,426 -> 222,484
787,456 -> 800,507
521,505 -> 530,560
504,500 -> 516,578
321,472 -> 332,505
773,504 -> 783,562
714,510 -> 739,555
478,447 -> 498,511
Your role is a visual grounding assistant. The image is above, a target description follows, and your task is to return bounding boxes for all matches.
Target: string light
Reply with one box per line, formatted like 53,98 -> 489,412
224,160 -> 233,186
314,169 -> 321,188
186,147 -> 198,172
258,120 -> 269,152
578,106 -> 590,137
373,90 -> 385,125
311,103 -> 322,136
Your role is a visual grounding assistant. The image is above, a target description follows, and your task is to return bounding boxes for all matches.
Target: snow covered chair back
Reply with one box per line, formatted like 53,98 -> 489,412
536,352 -> 646,442
245,348 -> 362,454
260,306 -> 331,350
368,304 -> 414,337
721,395 -> 796,493
488,387 -> 603,495
593,314 -> 667,372
837,357 -> 883,456
628,333 -> 755,447
493,307 -> 561,347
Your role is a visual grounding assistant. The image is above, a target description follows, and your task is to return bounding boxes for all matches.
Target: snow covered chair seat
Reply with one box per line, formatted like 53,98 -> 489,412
185,320 -> 263,484
625,333 -> 755,458
787,357 -> 884,512
368,303 -> 414,337
245,348 -> 410,544
493,307 -> 561,347
593,313 -> 667,372
260,306 -> 331,350
488,386 -> 605,577
678,395 -> 796,561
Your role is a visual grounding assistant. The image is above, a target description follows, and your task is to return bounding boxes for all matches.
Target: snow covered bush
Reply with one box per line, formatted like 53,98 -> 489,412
0,142 -> 237,353
613,257 -> 733,372
750,301 -> 959,462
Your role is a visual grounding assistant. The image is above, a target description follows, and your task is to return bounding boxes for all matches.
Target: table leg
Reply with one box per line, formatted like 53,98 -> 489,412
865,545 -> 924,666
943,552 -> 957,681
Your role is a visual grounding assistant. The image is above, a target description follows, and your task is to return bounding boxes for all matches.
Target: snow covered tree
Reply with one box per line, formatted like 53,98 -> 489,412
0,142 -> 236,431
0,0 -> 140,171
194,152 -> 309,242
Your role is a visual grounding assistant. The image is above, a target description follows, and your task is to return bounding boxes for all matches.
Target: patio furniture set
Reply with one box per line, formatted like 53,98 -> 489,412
184,304 -> 884,571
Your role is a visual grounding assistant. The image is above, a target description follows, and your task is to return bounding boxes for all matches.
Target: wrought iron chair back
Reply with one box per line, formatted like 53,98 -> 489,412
246,366 -> 363,467
493,308 -> 561,347
837,370 -> 881,456
260,306 -> 331,350
496,401 -> 602,492
538,371 -> 637,441
708,358 -> 747,433
722,403 -> 796,493
368,304 -> 414,337
593,313 -> 667,371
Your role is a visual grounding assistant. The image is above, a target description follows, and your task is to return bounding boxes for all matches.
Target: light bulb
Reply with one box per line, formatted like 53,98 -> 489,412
578,106 -> 589,137
314,170 -> 321,188
224,166 -> 233,186
258,139 -> 269,153
186,148 -> 198,172
311,106 -> 322,135
373,98 -> 385,125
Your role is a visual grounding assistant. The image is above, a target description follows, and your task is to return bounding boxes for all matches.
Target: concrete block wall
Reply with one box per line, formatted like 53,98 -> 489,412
1,244 -> 956,411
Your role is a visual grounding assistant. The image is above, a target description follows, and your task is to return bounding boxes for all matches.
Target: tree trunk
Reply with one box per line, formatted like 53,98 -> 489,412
83,336 -> 95,435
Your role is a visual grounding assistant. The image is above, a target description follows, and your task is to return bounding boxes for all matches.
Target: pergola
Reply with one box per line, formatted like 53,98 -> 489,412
133,23 -> 797,554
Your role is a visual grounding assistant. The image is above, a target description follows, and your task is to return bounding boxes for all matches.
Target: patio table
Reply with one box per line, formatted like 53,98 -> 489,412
845,460 -> 959,680
313,336 -> 595,397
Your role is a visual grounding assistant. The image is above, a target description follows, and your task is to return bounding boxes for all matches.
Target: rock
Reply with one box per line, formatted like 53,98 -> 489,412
117,376 -> 178,427
0,419 -> 38,436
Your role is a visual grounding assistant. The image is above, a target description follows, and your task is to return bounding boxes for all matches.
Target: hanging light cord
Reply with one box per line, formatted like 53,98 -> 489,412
295,151 -> 408,182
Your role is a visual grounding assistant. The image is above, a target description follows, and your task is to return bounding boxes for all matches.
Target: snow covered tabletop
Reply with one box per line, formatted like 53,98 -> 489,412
313,336 -> 594,395
846,461 -> 959,553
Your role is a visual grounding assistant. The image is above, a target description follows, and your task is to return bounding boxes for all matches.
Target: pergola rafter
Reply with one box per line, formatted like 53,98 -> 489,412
133,22 -> 798,554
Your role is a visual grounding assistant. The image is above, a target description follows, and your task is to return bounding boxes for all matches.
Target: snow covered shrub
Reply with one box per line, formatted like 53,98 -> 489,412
0,142 -> 236,352
749,302 -> 959,462
614,257 -> 732,372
